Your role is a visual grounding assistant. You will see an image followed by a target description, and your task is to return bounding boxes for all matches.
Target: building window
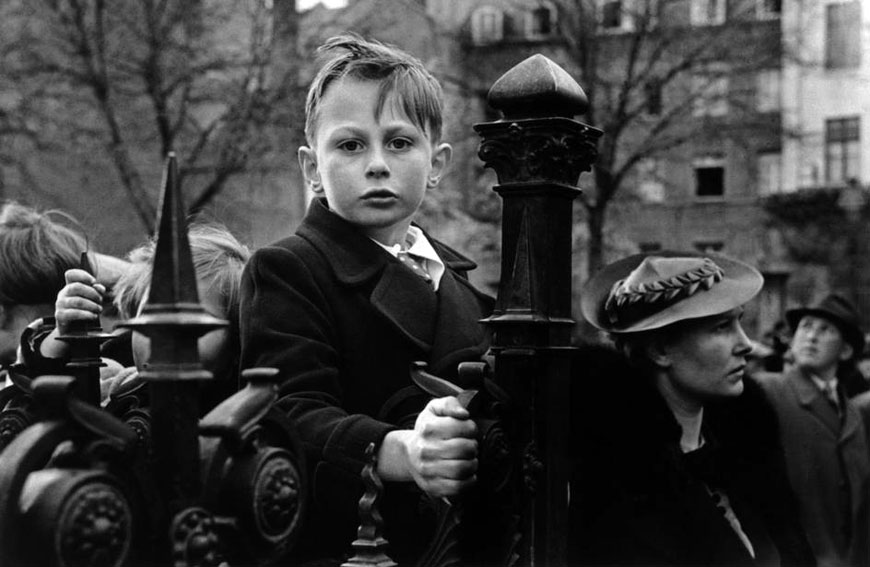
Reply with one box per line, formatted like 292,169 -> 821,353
826,1 -> 861,69
757,152 -> 782,195
693,67 -> 729,117
601,0 -> 621,29
825,116 -> 861,185
503,11 -> 522,38
471,6 -> 504,44
645,80 -> 662,115
756,69 -> 781,112
756,0 -> 781,19
694,155 -> 726,197
600,0 -> 633,32
637,158 -> 665,202
527,3 -> 555,37
694,240 -> 724,253
691,0 -> 726,26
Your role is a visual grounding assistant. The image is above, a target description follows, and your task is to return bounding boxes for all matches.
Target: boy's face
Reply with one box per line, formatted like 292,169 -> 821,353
299,77 -> 451,246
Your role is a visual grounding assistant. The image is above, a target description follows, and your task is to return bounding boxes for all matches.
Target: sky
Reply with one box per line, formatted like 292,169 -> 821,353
296,0 -> 348,10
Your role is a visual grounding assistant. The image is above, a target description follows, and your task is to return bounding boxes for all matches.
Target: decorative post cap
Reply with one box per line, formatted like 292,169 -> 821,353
488,54 -> 589,119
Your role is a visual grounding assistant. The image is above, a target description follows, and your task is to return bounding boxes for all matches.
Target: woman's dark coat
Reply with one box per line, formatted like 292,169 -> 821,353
569,345 -> 815,567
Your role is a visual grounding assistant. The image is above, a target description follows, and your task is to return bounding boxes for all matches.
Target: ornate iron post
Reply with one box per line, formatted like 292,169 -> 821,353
474,55 -> 601,566
120,153 -> 226,520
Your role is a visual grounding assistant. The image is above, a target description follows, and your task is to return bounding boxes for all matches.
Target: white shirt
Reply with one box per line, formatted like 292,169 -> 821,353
372,226 -> 445,291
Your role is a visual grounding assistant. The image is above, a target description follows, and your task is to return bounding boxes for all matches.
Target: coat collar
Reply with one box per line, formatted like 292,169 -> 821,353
296,198 -> 489,355
297,198 -> 476,286
788,365 -> 860,441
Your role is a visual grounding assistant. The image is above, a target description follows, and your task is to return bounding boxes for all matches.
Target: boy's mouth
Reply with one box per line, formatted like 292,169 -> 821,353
362,189 -> 397,201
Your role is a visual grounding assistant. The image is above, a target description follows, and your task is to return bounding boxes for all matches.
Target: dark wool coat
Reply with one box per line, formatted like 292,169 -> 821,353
569,345 -> 815,567
239,198 -> 493,563
755,367 -> 870,567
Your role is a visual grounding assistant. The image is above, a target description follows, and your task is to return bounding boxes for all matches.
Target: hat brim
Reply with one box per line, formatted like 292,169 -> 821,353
581,251 -> 764,333
785,308 -> 865,355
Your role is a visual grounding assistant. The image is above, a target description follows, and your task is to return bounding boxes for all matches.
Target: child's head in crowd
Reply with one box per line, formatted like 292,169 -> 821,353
298,34 -> 452,246
0,202 -> 89,363
114,223 -> 251,382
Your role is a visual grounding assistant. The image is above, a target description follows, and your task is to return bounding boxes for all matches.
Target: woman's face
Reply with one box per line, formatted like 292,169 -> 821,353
656,307 -> 754,410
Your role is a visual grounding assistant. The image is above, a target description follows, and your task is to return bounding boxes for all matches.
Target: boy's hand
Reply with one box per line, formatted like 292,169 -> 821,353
378,396 -> 478,498
55,268 -> 106,335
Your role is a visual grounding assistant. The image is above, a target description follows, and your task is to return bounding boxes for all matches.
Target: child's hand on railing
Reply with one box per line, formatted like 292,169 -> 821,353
39,269 -> 106,359
376,395 -> 479,498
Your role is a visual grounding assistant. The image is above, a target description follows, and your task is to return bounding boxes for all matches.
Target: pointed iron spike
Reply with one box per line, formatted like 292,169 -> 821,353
146,152 -> 201,310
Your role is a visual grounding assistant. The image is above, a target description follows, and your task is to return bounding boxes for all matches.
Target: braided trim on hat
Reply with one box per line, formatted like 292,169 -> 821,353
604,258 -> 725,326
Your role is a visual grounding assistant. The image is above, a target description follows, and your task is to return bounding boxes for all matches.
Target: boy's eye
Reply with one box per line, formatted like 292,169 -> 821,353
338,140 -> 363,152
388,138 -> 412,150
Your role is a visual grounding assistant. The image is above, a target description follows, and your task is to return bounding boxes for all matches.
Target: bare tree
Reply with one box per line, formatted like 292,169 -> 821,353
2,0 -> 303,231
550,0 -> 781,275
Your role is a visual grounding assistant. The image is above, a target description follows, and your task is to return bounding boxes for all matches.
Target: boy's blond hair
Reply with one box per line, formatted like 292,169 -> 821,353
304,33 -> 444,145
113,224 -> 251,327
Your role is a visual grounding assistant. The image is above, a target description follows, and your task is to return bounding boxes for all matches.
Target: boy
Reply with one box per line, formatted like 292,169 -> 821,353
239,35 -> 493,562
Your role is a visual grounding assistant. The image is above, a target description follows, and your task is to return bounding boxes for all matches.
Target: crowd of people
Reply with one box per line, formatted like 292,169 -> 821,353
2,33 -> 870,567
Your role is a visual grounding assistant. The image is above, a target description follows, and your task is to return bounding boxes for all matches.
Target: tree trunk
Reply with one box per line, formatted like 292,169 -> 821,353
586,203 -> 606,277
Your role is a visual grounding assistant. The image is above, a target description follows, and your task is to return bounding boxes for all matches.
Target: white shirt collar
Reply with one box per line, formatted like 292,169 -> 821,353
810,374 -> 838,395
372,226 -> 445,290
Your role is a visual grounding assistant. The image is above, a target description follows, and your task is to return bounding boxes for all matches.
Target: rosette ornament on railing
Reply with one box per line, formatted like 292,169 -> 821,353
474,55 -> 602,567
0,153 -> 306,566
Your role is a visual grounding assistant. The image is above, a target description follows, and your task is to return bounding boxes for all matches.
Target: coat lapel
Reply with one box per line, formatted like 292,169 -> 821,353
370,263 -> 437,350
427,269 -> 490,372
840,400 -> 861,446
297,198 -> 488,356
791,367 -> 841,435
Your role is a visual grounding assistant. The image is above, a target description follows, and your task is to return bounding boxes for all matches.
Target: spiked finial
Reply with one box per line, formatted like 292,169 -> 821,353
148,152 -> 201,311
119,152 -> 225,377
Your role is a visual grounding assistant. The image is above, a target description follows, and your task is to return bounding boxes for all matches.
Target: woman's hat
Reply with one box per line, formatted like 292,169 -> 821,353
581,251 -> 764,334
786,294 -> 865,355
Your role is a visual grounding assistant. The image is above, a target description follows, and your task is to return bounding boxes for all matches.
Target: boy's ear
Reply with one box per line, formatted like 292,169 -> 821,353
298,146 -> 323,193
427,143 -> 452,189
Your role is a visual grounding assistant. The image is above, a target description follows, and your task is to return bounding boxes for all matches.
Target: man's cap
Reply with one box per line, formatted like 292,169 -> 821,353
581,251 -> 764,334
786,294 -> 865,355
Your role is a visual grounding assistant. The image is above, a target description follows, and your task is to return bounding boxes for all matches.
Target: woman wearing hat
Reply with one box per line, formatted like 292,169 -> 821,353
570,251 -> 814,567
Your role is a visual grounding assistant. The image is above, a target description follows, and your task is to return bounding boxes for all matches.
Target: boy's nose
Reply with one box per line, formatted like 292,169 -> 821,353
365,150 -> 390,178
